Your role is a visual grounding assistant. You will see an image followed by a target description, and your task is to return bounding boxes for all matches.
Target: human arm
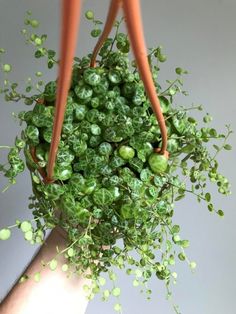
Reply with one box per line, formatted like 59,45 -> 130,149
0,227 -> 90,314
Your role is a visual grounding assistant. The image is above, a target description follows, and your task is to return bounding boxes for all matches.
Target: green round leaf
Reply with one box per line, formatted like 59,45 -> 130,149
20,221 -> 32,233
44,81 -> 57,101
25,125 -> 39,142
93,188 -> 114,206
54,164 -> 73,181
74,84 -> 93,99
43,183 -> 65,200
217,209 -> 224,217
159,96 -> 169,113
91,29 -> 101,38
30,19 -> 40,28
98,277 -> 106,286
74,104 -> 87,120
98,142 -> 112,155
90,124 -> 101,135
49,259 -> 58,271
148,153 -> 168,173
108,69 -> 122,84
34,272 -> 41,282
133,279 -> 139,287
114,303 -> 122,312
0,228 -> 11,240
119,145 -> 135,160
120,203 -> 133,219
140,168 -> 152,182
93,78 -> 109,94
112,287 -> 121,297
85,10 -> 94,20
3,63 -> 12,72
24,230 -> 33,241
103,289 -> 110,299
190,261 -> 197,270
62,264 -> 69,272
83,68 -> 101,86
67,248 -> 75,257
178,252 -> 186,261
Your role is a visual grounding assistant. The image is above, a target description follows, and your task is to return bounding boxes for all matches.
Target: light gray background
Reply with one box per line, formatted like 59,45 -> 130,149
0,0 -> 235,313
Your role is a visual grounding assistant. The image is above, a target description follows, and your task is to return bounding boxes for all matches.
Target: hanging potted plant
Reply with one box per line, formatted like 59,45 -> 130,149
0,9 -> 232,313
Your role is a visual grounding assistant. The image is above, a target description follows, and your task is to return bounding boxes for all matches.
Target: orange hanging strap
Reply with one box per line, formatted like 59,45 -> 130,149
122,0 -> 168,157
90,0 -> 122,68
91,0 -> 168,157
46,0 -> 82,183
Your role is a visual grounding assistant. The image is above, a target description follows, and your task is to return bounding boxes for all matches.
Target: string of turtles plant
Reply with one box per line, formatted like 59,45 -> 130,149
0,10 -> 232,313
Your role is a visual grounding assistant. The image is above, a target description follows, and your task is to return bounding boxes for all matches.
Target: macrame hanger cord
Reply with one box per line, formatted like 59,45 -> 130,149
90,0 -> 122,68
91,0 -> 169,158
122,0 -> 168,157
45,0 -> 82,183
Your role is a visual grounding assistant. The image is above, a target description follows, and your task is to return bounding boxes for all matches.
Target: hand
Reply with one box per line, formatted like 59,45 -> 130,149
0,227 -> 91,314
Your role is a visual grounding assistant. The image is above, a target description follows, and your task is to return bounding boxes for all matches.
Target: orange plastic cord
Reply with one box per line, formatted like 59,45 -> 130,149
46,0 -> 82,182
122,0 -> 168,157
46,0 -> 168,183
91,0 -> 168,157
90,0 -> 122,68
